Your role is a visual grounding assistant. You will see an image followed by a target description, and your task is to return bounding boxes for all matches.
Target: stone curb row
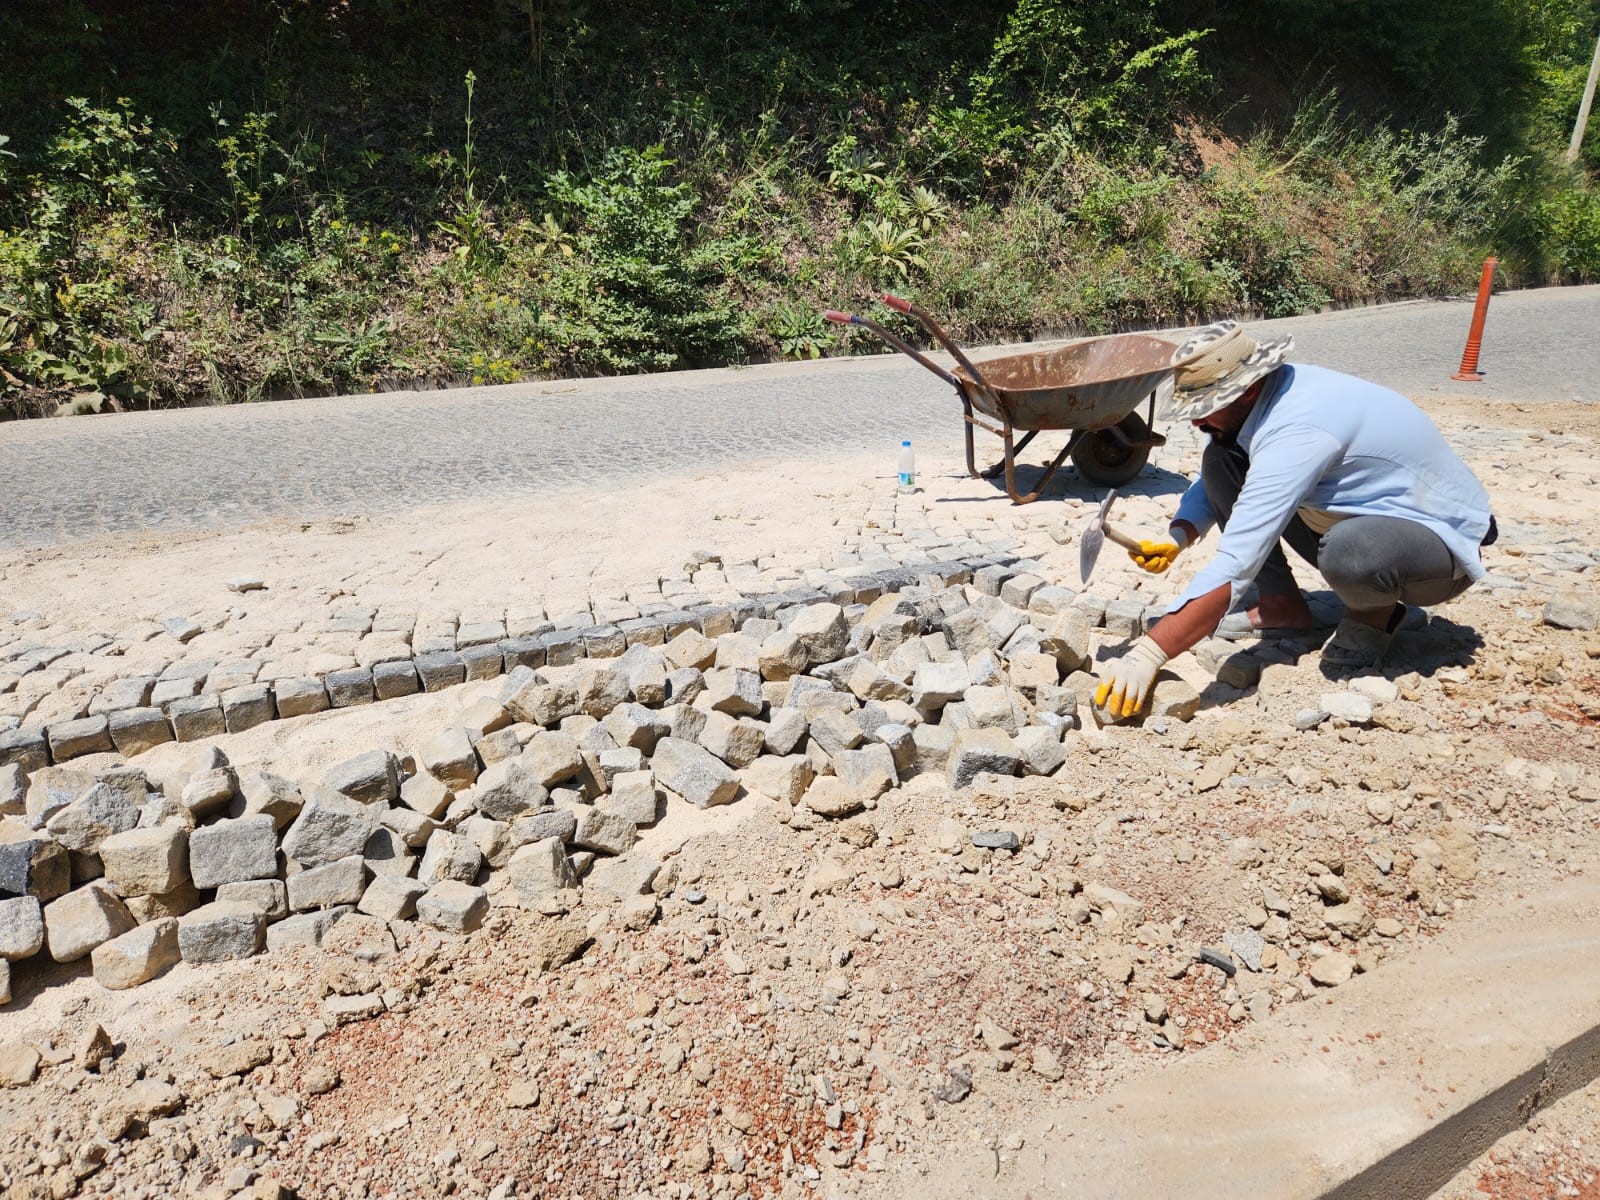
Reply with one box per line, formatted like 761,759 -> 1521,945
2,555 -> 1141,773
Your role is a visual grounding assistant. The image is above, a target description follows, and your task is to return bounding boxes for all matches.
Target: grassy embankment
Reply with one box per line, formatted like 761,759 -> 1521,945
1,0 -> 1597,418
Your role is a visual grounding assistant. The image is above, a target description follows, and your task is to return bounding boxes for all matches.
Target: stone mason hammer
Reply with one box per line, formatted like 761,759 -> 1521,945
1078,489 -> 1143,583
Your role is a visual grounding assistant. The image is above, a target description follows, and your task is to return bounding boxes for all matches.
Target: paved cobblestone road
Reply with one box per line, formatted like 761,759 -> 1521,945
2,286 -> 1595,549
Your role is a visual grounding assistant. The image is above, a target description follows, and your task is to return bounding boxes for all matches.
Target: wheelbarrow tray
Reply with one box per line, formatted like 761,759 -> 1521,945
962,333 -> 1176,431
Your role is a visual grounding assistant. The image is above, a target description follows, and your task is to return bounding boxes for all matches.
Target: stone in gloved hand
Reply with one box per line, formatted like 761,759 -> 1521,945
1094,635 -> 1169,718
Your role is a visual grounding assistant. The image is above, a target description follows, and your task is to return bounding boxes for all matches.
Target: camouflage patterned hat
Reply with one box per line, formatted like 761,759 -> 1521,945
1157,320 -> 1293,421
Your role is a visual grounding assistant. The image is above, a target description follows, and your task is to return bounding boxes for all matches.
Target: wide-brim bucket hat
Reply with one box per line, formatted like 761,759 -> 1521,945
1158,320 -> 1294,421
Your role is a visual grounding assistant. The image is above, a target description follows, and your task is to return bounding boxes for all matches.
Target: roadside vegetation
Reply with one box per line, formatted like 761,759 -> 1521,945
1,0 -> 1597,417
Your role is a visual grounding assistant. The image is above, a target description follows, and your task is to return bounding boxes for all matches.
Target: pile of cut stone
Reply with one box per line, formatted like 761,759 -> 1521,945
0,582 -> 1199,1004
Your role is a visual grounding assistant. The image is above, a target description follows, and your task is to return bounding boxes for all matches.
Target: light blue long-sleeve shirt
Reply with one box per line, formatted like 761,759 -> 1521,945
1170,364 -> 1492,612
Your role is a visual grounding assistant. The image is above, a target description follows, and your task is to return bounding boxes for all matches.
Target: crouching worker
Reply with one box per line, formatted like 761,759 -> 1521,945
1095,319 -> 1494,718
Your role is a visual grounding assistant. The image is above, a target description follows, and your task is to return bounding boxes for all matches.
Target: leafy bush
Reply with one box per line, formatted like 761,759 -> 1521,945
539,146 -> 743,373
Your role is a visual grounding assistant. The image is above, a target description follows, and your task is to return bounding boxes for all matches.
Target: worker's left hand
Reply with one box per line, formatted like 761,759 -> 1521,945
1128,538 -> 1181,574
1094,635 -> 1170,718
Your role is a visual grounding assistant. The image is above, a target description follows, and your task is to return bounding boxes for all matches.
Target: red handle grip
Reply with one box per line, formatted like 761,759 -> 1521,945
823,310 -> 855,324
881,294 -> 912,313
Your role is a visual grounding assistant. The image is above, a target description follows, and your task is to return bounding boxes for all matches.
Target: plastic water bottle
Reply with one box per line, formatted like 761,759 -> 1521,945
898,439 -> 915,491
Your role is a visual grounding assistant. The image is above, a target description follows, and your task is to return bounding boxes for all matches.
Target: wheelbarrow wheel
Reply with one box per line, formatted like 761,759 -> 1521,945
1071,413 -> 1152,487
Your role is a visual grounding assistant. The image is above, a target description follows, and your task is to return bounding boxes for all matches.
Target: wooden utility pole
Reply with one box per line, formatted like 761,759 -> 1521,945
1570,30 -> 1600,163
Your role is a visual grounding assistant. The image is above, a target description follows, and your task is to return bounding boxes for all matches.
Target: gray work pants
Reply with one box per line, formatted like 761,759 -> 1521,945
1201,437 -> 1474,610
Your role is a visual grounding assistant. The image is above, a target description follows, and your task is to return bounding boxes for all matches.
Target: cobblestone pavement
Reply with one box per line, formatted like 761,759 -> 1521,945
1,287 -> 1595,550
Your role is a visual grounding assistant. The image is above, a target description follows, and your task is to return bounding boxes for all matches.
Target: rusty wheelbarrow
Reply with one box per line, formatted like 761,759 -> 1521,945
825,295 -> 1175,504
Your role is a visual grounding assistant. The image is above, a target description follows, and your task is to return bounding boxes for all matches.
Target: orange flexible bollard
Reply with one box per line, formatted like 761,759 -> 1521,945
1451,257 -> 1497,382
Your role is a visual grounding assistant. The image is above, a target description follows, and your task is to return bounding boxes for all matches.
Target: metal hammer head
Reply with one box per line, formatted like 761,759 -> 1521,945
1077,489 -> 1121,584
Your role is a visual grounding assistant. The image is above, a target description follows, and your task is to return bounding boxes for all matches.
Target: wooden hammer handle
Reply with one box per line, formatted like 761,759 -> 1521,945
1103,525 -> 1144,553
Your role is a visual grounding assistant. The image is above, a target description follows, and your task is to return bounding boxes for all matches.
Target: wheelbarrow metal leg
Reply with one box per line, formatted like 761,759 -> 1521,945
983,428 -> 1040,478
1003,430 -> 1083,504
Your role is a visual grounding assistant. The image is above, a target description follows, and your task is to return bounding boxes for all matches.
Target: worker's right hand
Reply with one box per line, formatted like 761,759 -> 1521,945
1128,539 -> 1180,574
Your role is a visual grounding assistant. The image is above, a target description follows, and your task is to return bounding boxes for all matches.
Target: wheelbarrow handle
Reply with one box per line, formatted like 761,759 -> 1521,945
821,309 -> 961,388
881,293 -> 999,406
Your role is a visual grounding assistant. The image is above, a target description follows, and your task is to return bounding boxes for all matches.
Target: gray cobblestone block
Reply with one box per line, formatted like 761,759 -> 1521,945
47,715 -> 113,761
423,727 -> 480,790
205,662 -> 261,694
524,730 -> 583,790
273,676 -> 329,719
1103,597 -> 1147,638
574,807 -> 637,856
999,573 -> 1045,609
603,703 -> 670,755
473,758 -> 548,820
214,879 -> 288,920
90,676 -> 155,715
946,728 -> 1021,789
326,667 -> 375,708
617,617 -> 666,647
1070,591 -> 1109,626
189,815 -> 278,888
181,767 -> 235,819
91,917 -> 180,989
372,659 -> 420,700
473,726 -> 521,766
324,749 -> 401,804
651,737 -> 740,808
505,676 -> 578,727
459,644 -> 505,682
98,824 -> 188,896
0,835 -> 69,902
0,727 -> 48,773
575,665 -> 630,717
834,742 -> 897,799
581,625 -> 626,658
0,896 -> 44,960
23,766 -> 91,829
966,566 -> 1004,598
656,610 -> 701,638
694,606 -> 737,638
219,684 -> 272,734
265,906 -> 349,952
0,765 -> 20,818
417,880 -> 488,933
107,708 -> 172,757
456,620 -> 507,648
400,772 -> 452,820
44,882 -> 136,962
665,666 -> 706,705
151,677 -> 201,708
604,772 -> 662,827
163,615 -> 202,643
168,695 -> 225,742
508,808 -> 578,849
763,708 -> 808,756
287,854 -> 368,911
358,875 -> 427,922
668,703 -> 707,744
499,636 -> 548,671
1013,726 -> 1067,776
929,562 -> 974,589
808,709 -> 865,758
283,787 -> 376,866
699,711 -> 766,769
845,576 -> 885,605
597,746 -> 645,790
508,837 -> 577,905
414,652 -> 466,692
178,901 -> 265,963
362,825 -> 417,877
46,783 -> 139,854
542,629 -> 586,667
418,830 -> 485,886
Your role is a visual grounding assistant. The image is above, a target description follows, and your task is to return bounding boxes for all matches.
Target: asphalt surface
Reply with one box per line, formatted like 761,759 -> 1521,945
1,285 -> 1595,550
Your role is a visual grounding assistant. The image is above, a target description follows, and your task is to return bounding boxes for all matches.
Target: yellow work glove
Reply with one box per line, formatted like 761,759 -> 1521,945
1094,635 -> 1170,718
1128,523 -> 1190,574
1129,539 -> 1181,574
